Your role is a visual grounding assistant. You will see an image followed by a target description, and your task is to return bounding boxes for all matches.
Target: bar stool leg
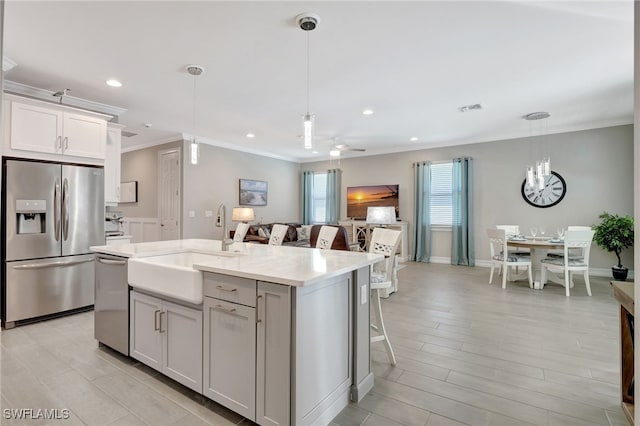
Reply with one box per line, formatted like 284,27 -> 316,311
371,288 -> 396,365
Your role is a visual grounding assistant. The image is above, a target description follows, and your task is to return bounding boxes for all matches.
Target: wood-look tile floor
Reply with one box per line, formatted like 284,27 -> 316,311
0,262 -> 627,426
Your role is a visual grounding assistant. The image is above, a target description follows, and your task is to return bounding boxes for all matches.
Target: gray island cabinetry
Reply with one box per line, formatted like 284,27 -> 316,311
129,291 -> 203,393
91,239 -> 382,426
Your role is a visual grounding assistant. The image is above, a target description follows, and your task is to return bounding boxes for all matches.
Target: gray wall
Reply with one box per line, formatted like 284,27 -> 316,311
181,141 -> 301,239
302,125 -> 634,270
118,140 -> 183,217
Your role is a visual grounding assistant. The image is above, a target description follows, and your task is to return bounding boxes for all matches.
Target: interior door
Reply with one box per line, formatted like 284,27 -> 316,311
158,148 -> 181,241
61,165 -> 104,256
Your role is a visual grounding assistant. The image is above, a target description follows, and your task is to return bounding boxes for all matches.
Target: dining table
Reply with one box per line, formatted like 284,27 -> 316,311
507,237 -> 565,289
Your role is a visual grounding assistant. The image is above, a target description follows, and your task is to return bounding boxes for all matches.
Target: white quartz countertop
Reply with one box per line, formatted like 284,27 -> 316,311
91,239 -> 383,287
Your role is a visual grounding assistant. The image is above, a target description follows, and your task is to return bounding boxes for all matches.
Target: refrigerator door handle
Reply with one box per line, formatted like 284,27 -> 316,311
54,178 -> 61,241
12,258 -> 95,270
62,178 -> 69,241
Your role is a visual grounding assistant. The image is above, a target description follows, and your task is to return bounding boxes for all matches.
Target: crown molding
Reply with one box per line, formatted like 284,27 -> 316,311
181,133 -> 298,163
121,135 -> 183,153
3,80 -> 127,117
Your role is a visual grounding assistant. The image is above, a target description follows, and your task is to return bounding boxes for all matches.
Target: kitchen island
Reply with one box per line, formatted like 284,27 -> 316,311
91,239 -> 383,426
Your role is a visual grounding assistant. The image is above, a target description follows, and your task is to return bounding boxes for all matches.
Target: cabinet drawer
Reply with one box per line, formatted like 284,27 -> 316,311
203,273 -> 256,307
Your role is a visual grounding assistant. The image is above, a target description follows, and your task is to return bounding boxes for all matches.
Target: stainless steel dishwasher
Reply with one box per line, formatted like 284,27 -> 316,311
94,253 -> 129,355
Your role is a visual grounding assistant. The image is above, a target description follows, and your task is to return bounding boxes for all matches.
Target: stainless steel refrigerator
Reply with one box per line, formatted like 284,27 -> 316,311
2,158 -> 104,328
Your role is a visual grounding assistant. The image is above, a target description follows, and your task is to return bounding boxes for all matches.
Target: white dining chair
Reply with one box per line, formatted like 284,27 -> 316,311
487,228 -> 533,289
268,224 -> 289,246
540,229 -> 595,296
368,227 -> 402,365
315,225 -> 339,249
496,224 -> 529,268
548,226 -> 592,258
495,224 -> 519,238
232,223 -> 250,242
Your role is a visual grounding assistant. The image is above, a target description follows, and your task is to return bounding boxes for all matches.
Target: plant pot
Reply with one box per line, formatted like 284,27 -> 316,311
612,266 -> 629,281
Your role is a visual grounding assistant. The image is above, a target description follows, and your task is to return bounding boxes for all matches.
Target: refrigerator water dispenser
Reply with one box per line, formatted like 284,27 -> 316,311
16,200 -> 46,234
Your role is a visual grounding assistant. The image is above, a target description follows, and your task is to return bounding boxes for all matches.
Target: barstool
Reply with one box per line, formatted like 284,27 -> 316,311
368,227 -> 402,365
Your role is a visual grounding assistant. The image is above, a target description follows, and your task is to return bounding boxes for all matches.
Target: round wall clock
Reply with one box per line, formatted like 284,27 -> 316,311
521,171 -> 566,208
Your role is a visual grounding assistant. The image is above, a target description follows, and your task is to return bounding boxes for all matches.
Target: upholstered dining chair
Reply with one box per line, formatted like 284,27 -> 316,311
540,229 -> 595,296
268,224 -> 289,246
487,228 -> 533,289
232,223 -> 250,243
315,225 -> 339,249
368,227 -> 402,365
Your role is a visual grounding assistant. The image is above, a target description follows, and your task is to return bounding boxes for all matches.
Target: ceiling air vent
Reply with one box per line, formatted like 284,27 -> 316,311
459,103 -> 483,112
121,130 -> 138,138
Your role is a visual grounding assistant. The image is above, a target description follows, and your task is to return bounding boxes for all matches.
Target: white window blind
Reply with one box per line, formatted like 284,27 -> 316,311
313,173 -> 327,223
430,162 -> 453,226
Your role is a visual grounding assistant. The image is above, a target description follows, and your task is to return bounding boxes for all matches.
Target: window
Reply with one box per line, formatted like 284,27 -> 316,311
313,172 -> 327,223
430,162 -> 453,226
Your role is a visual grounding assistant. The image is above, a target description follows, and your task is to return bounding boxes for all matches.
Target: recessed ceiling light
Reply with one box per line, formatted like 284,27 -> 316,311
144,123 -> 152,128
106,79 -> 122,88
362,109 -> 374,116
246,133 -> 256,138
329,149 -> 341,157
410,137 -> 418,142
459,103 -> 482,112
311,150 -> 319,154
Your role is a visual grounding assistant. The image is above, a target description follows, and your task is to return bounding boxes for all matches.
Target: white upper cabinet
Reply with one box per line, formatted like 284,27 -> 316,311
105,124 -> 123,204
10,99 -> 108,160
62,112 -> 106,158
10,102 -> 63,154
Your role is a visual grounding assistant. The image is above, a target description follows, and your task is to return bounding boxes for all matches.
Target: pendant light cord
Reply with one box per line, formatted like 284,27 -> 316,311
192,75 -> 196,142
306,31 -> 310,114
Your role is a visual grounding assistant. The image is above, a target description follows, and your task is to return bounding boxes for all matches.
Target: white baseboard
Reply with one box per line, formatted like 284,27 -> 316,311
423,257 -> 633,279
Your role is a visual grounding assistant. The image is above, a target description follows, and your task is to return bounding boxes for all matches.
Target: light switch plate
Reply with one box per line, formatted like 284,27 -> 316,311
188,210 -> 195,218
361,284 -> 367,305
205,210 -> 213,217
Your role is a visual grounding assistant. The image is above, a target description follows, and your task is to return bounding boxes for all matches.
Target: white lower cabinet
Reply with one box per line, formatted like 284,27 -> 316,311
130,291 -> 203,393
203,273 -> 290,425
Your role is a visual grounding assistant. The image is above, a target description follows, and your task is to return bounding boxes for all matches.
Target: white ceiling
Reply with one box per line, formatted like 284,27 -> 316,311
2,1 -> 634,162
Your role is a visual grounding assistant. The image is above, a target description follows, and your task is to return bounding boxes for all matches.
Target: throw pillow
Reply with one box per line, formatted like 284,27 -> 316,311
258,228 -> 267,238
297,225 -> 312,241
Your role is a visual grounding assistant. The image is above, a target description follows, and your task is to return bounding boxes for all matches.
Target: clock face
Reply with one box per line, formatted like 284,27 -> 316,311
521,171 -> 566,208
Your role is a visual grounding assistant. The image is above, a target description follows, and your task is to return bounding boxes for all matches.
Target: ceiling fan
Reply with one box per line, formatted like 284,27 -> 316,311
328,138 -> 366,157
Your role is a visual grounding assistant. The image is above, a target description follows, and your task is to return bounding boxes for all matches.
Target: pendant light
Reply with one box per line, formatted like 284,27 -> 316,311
186,65 -> 204,165
524,112 -> 551,191
297,13 -> 320,150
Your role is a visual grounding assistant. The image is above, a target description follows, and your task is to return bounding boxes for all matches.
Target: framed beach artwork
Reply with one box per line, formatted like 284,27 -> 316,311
239,179 -> 268,206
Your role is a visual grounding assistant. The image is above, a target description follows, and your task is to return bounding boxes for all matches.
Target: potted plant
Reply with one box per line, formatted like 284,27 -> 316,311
593,212 -> 634,280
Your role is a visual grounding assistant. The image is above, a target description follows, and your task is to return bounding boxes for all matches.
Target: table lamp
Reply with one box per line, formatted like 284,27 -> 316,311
366,206 -> 396,226
232,207 -> 255,223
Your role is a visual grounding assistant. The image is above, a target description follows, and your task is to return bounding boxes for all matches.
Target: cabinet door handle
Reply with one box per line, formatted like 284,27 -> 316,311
214,305 -> 237,314
56,135 -> 62,151
215,285 -> 237,292
64,136 -> 69,151
256,295 -> 263,323
154,310 -> 161,331
159,311 -> 166,333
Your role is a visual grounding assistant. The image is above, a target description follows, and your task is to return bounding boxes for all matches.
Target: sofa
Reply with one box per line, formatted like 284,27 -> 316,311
234,223 -> 309,247
231,223 -> 350,250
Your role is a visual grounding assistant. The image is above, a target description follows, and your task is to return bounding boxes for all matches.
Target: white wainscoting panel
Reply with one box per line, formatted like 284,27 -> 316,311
122,217 -> 160,243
